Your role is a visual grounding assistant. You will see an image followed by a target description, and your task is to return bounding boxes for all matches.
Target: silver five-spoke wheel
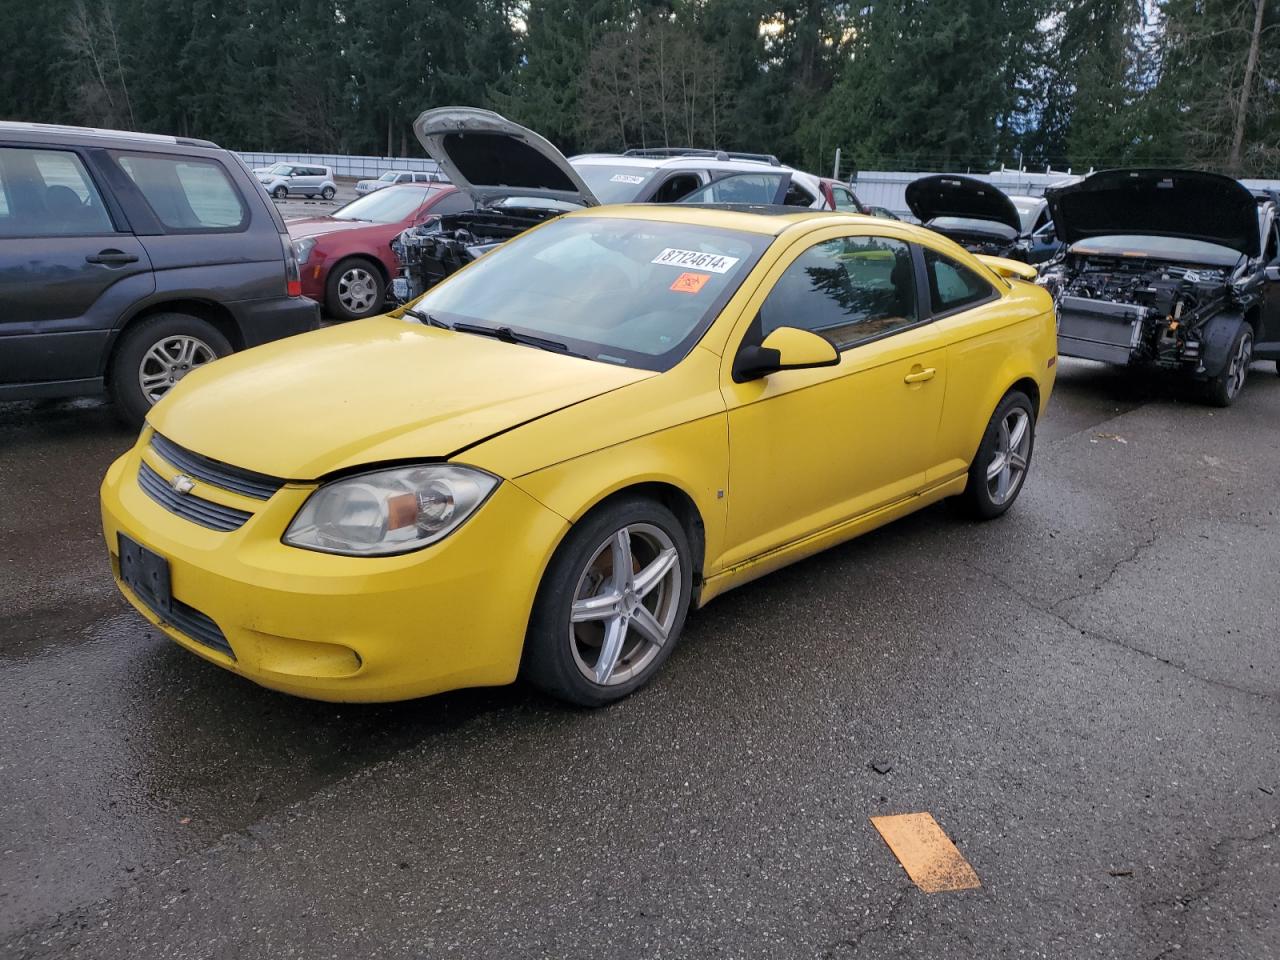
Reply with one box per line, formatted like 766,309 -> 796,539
337,266 -> 378,315
1225,328 -> 1252,401
569,523 -> 681,686
138,335 -> 216,403
986,406 -> 1031,506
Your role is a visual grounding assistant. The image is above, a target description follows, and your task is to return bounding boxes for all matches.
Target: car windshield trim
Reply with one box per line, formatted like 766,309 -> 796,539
411,216 -> 772,372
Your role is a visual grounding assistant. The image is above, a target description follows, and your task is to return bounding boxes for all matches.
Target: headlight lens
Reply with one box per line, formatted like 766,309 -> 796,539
283,465 -> 498,556
292,236 -> 317,264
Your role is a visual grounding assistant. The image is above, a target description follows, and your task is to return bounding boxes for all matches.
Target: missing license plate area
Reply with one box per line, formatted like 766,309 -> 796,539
117,533 -> 172,615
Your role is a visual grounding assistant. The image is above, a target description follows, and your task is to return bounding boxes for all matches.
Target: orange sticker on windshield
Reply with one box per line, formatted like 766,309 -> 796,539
670,272 -> 711,294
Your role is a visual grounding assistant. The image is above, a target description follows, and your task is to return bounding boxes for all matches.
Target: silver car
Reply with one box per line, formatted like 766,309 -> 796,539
255,163 -> 337,200
354,170 -> 443,195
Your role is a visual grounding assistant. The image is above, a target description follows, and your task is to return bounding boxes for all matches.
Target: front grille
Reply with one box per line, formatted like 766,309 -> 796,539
150,433 -> 285,501
138,461 -> 252,532
132,587 -> 236,659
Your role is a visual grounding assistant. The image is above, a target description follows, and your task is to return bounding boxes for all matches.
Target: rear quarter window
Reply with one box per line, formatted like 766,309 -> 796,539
116,153 -> 247,232
924,247 -> 996,314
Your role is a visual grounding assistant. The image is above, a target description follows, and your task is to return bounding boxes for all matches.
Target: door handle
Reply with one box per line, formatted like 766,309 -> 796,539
86,250 -> 139,266
904,367 -> 936,384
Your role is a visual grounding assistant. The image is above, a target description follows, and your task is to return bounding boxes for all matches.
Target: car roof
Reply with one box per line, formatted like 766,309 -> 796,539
561,202 -> 887,236
0,120 -> 219,149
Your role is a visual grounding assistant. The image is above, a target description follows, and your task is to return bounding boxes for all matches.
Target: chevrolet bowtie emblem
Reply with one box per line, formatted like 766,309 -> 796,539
170,474 -> 196,495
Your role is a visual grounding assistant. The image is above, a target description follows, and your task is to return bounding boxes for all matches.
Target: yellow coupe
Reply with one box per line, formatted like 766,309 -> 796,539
101,205 -> 1056,705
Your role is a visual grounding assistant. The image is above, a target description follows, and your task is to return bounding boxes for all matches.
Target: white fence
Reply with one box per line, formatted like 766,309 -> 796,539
853,169 -> 1280,220
236,151 -> 441,179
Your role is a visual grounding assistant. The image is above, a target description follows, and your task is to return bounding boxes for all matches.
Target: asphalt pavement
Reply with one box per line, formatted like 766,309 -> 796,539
1,358 -> 1278,959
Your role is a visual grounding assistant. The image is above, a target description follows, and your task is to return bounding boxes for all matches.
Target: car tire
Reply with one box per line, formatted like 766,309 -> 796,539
321,186 -> 336,200
1204,324 -> 1252,407
108,313 -> 232,428
522,496 -> 693,707
326,258 -> 385,321
272,185 -> 288,200
960,389 -> 1036,520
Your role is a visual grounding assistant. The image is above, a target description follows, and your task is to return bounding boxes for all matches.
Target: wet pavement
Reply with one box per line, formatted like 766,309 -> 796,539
1,360 -> 1278,959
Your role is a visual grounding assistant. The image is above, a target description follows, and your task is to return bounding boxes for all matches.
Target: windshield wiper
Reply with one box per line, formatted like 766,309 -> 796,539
404,308 -> 452,329
451,322 -> 577,356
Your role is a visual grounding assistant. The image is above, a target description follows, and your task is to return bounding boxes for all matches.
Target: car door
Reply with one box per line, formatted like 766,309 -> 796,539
718,228 -> 949,568
1259,210 -> 1280,353
0,143 -> 153,389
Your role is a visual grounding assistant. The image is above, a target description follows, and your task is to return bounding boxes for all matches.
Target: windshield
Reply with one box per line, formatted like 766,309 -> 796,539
377,172 -> 399,182
333,186 -> 441,223
413,216 -> 770,371
679,174 -> 789,206
928,216 -> 1018,240
267,163 -> 292,175
1010,197 -> 1042,233
571,163 -> 658,204
1070,234 -> 1244,268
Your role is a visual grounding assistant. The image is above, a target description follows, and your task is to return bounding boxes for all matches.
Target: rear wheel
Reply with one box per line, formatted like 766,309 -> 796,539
108,313 -> 232,427
326,259 -> 385,321
522,497 -> 692,707
960,390 -> 1036,520
321,186 -> 336,200
1204,324 -> 1252,407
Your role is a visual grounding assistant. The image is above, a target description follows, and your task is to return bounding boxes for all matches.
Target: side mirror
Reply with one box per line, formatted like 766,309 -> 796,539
733,326 -> 839,382
1266,264 -> 1280,282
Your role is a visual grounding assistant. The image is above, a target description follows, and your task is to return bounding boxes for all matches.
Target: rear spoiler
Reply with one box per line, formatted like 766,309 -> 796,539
976,255 -> 1038,281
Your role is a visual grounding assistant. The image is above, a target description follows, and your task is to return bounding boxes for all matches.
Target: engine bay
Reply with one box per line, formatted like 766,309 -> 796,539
1042,254 -> 1236,367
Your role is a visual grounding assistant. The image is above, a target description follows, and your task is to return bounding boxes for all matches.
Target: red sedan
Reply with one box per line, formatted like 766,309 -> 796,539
287,184 -> 472,320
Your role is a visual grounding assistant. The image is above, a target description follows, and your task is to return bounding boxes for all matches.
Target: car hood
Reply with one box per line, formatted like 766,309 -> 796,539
1046,168 -> 1260,257
285,216 -> 382,239
905,175 -> 1022,234
414,106 -> 599,209
146,316 -> 652,479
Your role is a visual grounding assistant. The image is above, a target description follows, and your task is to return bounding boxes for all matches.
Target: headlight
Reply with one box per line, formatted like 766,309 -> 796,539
283,465 -> 498,556
292,236 -> 317,263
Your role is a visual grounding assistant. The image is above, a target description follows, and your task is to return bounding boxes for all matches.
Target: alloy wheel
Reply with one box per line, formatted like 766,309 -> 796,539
986,407 -> 1031,506
1225,329 -> 1252,400
338,267 -> 378,314
568,523 -> 682,686
138,335 -> 217,403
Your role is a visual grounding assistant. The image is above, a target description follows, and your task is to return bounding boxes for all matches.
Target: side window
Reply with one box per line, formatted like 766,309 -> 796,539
832,187 -> 859,212
782,180 -> 816,208
116,153 -> 247,232
0,147 -> 115,237
759,235 -> 918,349
650,173 -> 702,204
923,247 -> 995,314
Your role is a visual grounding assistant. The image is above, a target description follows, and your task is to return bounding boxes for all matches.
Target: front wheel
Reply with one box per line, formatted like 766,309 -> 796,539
326,259 -> 385,321
1204,324 -> 1252,407
522,497 -> 692,707
108,313 -> 232,427
960,390 -> 1036,520
272,185 -> 288,200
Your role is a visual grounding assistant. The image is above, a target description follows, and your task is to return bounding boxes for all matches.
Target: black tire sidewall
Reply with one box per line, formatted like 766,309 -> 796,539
108,313 -> 232,427
522,496 -> 693,707
322,187 -> 335,200
273,186 -> 287,199
1205,325 -> 1251,407
963,390 -> 1035,520
325,259 -> 385,321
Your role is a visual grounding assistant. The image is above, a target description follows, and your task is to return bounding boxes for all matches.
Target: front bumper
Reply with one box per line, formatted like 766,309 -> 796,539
100,436 -> 568,702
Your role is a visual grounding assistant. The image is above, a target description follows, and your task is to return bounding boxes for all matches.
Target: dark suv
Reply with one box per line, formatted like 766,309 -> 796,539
0,122 -> 319,424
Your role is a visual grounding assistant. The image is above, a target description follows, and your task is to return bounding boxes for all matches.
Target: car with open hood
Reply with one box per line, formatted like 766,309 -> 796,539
287,183 -> 473,320
1039,168 -> 1280,405
101,203 -> 1057,706
906,174 -> 1062,264
390,107 -> 837,301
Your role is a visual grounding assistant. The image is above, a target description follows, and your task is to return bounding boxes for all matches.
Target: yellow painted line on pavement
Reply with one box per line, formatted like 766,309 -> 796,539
870,812 -> 981,893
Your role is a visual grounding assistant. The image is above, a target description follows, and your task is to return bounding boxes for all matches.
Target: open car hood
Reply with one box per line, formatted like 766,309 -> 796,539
414,107 -> 599,209
1046,168 -> 1260,257
905,175 -> 1022,234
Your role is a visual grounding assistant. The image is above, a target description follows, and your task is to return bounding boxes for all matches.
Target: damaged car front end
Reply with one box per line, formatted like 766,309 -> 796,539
391,107 -> 597,302
1040,168 -> 1279,405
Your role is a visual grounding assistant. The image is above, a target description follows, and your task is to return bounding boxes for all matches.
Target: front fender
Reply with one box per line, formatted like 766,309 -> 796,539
1198,312 -> 1247,380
